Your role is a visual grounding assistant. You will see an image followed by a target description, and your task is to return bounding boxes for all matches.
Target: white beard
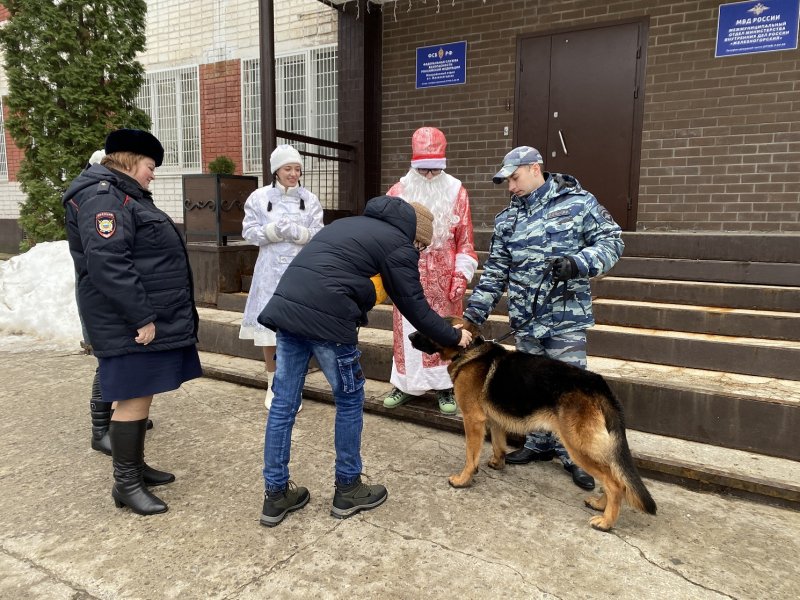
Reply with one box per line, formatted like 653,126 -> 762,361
399,169 -> 459,250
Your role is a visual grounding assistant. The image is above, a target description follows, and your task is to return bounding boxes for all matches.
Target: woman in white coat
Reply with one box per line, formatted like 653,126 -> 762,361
239,145 -> 324,409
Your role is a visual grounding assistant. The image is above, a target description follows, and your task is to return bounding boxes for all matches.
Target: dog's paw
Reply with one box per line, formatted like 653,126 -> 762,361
487,457 -> 506,470
584,495 -> 606,512
448,474 -> 473,488
589,516 -> 614,532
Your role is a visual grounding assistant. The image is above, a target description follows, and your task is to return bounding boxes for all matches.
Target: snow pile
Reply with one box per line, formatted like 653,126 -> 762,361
0,241 -> 82,352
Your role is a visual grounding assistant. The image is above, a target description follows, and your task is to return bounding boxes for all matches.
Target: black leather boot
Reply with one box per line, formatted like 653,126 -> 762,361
110,420 -> 168,515
90,369 -> 113,456
143,463 -> 175,486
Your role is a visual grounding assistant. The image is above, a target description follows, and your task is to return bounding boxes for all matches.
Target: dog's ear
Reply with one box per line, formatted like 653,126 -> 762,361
462,319 -> 480,337
409,331 -> 441,355
448,316 -> 481,337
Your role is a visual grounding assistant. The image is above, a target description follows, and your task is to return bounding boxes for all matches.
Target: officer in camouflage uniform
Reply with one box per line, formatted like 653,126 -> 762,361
463,146 -> 624,490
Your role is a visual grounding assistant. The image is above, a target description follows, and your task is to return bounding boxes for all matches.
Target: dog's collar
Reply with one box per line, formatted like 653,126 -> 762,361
448,335 -> 497,380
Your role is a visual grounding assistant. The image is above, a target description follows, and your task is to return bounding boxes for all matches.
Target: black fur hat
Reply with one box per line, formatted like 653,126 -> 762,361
104,129 -> 164,167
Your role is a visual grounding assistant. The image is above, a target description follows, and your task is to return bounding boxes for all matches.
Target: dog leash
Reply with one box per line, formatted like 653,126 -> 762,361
490,261 -> 570,345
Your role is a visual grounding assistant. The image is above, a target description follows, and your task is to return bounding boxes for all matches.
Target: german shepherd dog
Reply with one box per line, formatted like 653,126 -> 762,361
409,318 -> 656,531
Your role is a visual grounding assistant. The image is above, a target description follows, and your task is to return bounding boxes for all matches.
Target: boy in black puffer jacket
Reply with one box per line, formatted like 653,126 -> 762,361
256,195 -> 472,527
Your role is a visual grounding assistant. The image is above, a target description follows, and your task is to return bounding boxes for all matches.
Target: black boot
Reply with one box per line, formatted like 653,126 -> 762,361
110,420 -> 168,515
90,379 -> 154,450
143,463 -> 175,486
90,369 -> 113,456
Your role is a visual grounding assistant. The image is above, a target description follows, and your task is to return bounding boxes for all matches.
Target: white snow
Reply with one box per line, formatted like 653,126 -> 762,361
0,241 -> 83,352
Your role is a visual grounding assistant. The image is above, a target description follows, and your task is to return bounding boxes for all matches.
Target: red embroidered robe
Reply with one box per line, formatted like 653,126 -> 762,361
388,175 -> 478,395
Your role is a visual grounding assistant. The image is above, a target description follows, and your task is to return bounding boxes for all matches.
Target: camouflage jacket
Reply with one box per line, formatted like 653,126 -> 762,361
464,173 -> 623,339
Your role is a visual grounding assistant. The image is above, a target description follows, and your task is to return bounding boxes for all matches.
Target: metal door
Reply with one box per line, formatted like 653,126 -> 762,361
515,22 -> 646,229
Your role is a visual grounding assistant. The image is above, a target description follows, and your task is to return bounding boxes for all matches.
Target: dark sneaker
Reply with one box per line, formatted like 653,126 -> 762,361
383,387 -> 413,408
436,389 -> 458,415
259,481 -> 310,527
331,476 -> 388,519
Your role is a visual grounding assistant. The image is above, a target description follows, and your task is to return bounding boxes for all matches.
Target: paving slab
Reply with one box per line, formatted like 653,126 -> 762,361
1,343 -> 799,600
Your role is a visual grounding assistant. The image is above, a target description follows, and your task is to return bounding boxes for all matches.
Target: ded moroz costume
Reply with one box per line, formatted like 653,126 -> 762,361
385,127 -> 478,413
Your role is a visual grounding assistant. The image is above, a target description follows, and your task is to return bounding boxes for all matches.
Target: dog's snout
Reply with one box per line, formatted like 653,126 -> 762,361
409,332 -> 440,355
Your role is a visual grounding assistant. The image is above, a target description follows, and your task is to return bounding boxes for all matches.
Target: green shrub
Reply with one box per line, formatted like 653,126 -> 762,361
0,0 -> 150,250
208,156 -> 236,175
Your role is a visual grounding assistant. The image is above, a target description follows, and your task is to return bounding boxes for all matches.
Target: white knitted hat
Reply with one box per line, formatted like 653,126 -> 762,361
88,149 -> 106,165
269,144 -> 303,174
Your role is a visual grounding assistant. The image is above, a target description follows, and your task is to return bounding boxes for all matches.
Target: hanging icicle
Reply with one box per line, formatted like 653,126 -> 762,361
344,0 -> 489,21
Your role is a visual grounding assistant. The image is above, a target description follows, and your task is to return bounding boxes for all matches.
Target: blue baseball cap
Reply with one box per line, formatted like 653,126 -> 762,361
492,146 -> 544,184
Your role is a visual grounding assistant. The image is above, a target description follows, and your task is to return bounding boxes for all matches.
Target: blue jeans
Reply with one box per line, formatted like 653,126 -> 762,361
516,331 -> 587,467
263,329 -> 366,492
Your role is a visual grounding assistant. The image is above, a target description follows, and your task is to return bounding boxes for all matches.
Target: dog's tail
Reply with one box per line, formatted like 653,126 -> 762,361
614,433 -> 657,515
600,387 -> 657,515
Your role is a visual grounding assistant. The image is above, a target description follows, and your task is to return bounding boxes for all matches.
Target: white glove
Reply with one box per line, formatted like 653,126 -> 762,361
277,220 -> 300,241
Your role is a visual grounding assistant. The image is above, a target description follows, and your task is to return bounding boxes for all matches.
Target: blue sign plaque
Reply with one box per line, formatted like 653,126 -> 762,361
416,41 -> 467,89
716,0 -> 800,57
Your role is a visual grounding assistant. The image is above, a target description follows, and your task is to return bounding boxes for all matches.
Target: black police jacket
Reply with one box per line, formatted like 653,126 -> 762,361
258,195 -> 460,347
62,165 -> 199,357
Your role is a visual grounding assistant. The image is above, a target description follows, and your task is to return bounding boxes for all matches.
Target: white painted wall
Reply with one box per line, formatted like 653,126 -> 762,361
0,182 -> 23,220
141,0 -> 337,67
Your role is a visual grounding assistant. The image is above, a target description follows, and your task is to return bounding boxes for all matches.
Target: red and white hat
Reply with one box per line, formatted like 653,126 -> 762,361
410,127 -> 447,170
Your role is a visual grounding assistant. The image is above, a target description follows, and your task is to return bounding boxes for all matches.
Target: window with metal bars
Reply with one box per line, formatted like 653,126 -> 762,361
241,46 -> 338,174
0,98 -> 8,181
136,66 -> 201,173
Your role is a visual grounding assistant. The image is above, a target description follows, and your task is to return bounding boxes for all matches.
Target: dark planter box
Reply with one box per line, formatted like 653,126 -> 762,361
182,174 -> 258,246
187,242 -> 258,306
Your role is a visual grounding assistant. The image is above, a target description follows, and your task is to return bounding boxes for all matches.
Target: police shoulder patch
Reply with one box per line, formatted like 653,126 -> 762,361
598,207 -> 615,224
96,212 -> 116,238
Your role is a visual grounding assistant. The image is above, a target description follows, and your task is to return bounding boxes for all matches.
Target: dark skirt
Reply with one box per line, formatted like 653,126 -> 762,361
97,345 -> 202,402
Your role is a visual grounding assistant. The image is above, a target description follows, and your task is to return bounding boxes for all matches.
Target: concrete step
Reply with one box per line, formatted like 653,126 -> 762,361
220,288 -> 510,317
197,350 -> 800,508
621,232 -> 800,263
608,257 -> 800,286
592,298 -> 800,341
472,230 -> 800,264
197,307 -> 800,460
587,324 -> 800,381
209,296 -> 800,379
217,291 -> 248,313
592,277 -> 800,312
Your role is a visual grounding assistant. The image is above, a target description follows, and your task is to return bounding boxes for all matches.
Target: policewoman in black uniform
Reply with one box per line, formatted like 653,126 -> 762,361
63,129 -> 202,516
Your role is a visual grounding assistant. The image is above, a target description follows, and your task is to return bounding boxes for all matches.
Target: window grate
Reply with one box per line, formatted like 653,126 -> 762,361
136,66 -> 201,173
241,45 -> 338,175
314,47 -> 338,145
241,58 -> 261,174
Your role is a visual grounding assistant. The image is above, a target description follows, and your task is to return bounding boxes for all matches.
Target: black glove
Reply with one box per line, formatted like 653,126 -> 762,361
551,256 -> 578,281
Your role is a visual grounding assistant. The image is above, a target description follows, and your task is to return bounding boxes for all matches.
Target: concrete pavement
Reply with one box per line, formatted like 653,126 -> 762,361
1,342 -> 799,599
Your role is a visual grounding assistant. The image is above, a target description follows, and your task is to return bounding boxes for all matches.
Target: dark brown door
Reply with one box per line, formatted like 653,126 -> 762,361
515,21 -> 646,230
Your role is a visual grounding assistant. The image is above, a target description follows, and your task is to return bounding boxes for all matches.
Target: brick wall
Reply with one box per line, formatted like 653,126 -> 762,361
274,0 -> 338,54
381,0 -> 800,232
140,0 -> 337,67
199,60 -> 244,174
